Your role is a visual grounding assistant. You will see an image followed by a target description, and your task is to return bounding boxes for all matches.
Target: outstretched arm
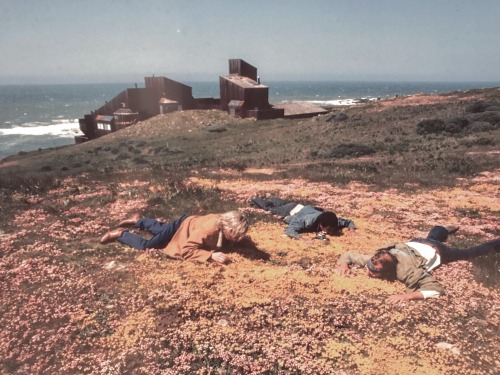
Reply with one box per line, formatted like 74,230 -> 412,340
336,252 -> 371,275
388,275 -> 444,303
337,217 -> 356,230
387,291 -> 425,303
180,223 -> 220,262
284,219 -> 304,239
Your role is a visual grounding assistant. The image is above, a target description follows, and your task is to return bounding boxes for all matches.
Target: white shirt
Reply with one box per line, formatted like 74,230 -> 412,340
289,204 -> 304,216
405,241 -> 442,299
405,241 -> 441,271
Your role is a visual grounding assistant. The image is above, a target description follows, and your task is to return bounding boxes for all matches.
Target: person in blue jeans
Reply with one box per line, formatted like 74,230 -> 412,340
100,211 -> 249,263
337,225 -> 499,303
250,196 -> 356,239
103,214 -> 189,250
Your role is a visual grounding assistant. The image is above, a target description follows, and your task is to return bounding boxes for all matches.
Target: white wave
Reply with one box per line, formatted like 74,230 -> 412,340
0,120 -> 83,137
279,97 -> 379,106
307,98 -> 379,106
309,99 -> 359,106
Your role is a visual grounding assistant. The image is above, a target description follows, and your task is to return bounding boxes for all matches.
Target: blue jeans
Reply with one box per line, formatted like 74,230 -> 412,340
118,215 -> 189,250
251,197 -> 299,217
413,226 -> 499,264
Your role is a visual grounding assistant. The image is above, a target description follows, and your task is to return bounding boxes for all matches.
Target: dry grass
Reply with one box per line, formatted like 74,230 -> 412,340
0,88 -> 499,374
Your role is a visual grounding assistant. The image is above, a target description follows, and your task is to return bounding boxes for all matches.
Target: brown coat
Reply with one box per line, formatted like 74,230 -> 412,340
162,214 -> 220,262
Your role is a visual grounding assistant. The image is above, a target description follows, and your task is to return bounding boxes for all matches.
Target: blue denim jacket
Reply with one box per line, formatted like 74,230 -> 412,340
284,205 -> 322,238
283,206 -> 356,238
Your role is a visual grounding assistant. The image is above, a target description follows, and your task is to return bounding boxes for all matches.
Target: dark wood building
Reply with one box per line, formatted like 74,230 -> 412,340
77,58 -> 328,143
113,107 -> 139,130
219,59 -> 284,120
78,76 -> 197,141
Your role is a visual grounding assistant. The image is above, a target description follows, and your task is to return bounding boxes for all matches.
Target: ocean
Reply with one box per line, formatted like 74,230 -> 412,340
1,81 -> 499,160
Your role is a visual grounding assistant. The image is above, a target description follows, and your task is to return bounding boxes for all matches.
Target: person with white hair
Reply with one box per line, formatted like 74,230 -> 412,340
100,211 -> 249,264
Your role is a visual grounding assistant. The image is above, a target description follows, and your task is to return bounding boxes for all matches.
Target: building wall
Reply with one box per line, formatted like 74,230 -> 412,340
229,59 -> 257,81
145,77 -> 196,109
219,77 -> 270,112
243,87 -> 270,109
95,91 -> 129,117
127,89 -> 159,119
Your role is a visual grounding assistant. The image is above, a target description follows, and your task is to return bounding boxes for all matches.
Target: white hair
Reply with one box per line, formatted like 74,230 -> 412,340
219,211 -> 248,242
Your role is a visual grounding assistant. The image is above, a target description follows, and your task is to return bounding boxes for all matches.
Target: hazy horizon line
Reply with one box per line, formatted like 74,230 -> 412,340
2,77 -> 500,86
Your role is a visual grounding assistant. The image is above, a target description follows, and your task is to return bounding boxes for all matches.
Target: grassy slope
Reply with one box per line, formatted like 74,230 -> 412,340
0,88 -> 499,374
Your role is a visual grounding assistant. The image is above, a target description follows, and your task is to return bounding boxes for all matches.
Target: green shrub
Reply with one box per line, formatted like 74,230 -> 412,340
329,143 -> 376,158
466,100 -> 499,113
416,119 -> 447,134
0,172 -> 62,194
461,137 -> 495,147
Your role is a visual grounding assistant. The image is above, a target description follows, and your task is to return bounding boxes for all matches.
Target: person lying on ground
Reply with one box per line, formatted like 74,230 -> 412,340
250,196 -> 356,240
336,225 -> 499,303
100,211 -> 248,264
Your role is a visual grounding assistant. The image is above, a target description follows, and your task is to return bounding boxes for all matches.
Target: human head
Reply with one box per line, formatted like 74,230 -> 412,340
365,250 -> 398,280
219,211 -> 249,242
316,211 -> 339,235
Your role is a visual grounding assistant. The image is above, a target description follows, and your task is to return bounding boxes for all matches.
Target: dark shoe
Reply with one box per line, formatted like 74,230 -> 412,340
119,213 -> 141,227
100,229 -> 124,244
445,225 -> 460,235
248,196 -> 259,207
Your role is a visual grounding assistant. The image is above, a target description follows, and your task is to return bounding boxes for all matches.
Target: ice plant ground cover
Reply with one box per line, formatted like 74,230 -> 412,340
0,88 -> 499,374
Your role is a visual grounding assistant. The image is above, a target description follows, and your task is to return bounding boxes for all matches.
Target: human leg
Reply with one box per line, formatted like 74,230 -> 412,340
440,239 -> 500,263
128,215 -> 189,249
119,213 -> 141,227
101,228 -> 173,250
250,197 -> 291,210
135,217 -> 169,233
117,227 -> 177,250
100,229 -> 124,244
270,202 -> 299,217
250,197 -> 298,217
250,197 -> 274,211
266,197 -> 293,207
117,231 -> 149,250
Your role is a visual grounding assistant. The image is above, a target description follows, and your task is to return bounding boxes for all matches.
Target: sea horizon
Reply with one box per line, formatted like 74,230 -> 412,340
1,80 -> 499,160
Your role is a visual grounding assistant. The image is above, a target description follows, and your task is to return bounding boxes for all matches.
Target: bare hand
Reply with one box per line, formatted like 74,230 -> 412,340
211,252 -> 229,264
387,294 -> 409,304
345,229 -> 358,237
336,263 -> 351,276
386,291 -> 424,304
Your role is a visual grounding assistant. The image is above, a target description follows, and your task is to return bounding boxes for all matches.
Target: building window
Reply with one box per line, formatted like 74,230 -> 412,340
97,123 -> 111,131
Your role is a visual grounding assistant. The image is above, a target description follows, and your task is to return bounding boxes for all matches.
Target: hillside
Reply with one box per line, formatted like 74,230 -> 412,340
0,87 -> 499,374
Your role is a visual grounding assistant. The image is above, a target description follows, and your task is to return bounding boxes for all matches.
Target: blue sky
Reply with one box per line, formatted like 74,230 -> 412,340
1,0 -> 499,84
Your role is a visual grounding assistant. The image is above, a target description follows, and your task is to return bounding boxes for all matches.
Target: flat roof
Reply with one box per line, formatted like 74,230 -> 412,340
221,75 -> 267,89
273,102 -> 328,117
